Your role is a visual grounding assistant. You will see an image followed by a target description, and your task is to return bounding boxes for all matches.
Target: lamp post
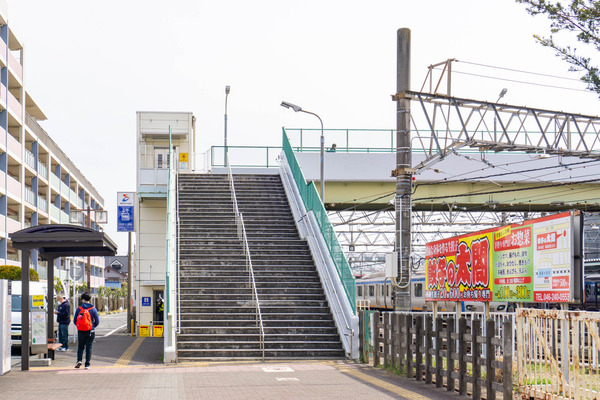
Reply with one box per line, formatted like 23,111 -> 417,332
69,207 -> 108,290
224,85 -> 230,166
280,101 -> 325,203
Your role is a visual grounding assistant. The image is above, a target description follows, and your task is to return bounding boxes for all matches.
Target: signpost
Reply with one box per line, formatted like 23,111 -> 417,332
117,192 -> 135,335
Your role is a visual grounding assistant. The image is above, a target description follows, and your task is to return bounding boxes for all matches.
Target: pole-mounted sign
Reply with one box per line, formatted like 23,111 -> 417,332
117,192 -> 135,232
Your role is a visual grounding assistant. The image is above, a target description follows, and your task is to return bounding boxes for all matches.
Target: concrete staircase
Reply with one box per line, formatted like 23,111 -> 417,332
176,173 -> 344,360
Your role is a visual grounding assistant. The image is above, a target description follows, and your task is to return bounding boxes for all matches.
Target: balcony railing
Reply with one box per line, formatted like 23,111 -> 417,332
37,161 -> 48,180
70,189 -> 79,206
50,204 -> 60,221
6,132 -> 21,158
7,174 -> 21,200
8,51 -> 23,81
7,91 -> 21,119
38,196 -> 48,213
24,186 -> 36,206
6,217 -> 22,234
24,149 -> 36,170
50,173 -> 61,189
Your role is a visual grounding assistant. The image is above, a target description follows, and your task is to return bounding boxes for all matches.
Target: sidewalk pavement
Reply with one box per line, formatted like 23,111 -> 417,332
3,333 -> 463,400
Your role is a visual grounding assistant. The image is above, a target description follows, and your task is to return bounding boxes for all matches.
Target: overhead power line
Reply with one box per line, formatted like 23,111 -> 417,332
418,158 -> 600,186
414,177 -> 600,202
456,60 -> 583,82
433,68 -> 589,93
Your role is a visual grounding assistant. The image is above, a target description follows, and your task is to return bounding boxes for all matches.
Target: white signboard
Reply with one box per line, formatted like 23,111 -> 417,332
30,311 -> 46,345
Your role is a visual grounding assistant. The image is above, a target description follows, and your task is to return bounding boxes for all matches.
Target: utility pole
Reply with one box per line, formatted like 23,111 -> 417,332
392,28 -> 413,311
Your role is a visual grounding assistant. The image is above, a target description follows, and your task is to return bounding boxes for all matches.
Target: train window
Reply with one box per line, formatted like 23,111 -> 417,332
387,285 -> 390,296
414,283 -> 423,298
586,284 -> 591,297
369,285 -> 374,297
357,286 -> 363,297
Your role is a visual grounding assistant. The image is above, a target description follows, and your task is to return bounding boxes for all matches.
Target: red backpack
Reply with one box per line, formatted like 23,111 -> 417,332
76,306 -> 93,331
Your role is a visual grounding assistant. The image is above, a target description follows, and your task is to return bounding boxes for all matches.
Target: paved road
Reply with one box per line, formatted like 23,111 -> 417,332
95,310 -> 128,337
4,314 -> 465,399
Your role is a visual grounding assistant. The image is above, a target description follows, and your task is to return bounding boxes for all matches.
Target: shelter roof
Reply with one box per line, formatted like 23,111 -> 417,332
10,224 -> 118,259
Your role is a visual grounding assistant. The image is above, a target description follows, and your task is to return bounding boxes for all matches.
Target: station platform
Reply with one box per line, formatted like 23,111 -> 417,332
4,332 -> 462,400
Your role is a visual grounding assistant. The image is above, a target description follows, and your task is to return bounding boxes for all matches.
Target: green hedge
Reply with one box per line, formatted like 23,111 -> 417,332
0,265 -> 39,281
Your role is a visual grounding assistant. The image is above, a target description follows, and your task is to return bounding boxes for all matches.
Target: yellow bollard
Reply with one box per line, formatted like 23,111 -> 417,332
131,319 -> 135,337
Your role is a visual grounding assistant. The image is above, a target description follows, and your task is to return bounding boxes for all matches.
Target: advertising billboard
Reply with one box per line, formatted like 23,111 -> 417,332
425,211 -> 583,303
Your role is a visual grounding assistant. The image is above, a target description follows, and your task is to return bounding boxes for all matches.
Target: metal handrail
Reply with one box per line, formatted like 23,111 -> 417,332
227,163 -> 266,360
176,172 -> 181,334
280,162 -> 354,352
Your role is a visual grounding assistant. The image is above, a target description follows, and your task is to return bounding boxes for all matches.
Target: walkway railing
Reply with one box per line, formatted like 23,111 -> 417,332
164,128 -> 178,362
227,162 -> 265,360
516,308 -> 600,400
282,128 -> 356,311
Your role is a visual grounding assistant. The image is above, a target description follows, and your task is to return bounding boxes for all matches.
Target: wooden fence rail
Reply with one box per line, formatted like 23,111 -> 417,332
360,311 -> 513,400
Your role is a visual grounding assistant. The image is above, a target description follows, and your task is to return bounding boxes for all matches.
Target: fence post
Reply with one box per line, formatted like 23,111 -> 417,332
458,317 -> 467,396
396,313 -> 404,371
383,312 -> 390,368
415,315 -> 423,381
446,315 -> 455,392
405,314 -> 413,379
472,319 -> 481,400
373,311 -> 381,367
425,315 -> 433,384
503,318 -> 513,400
486,318 -> 496,400
359,310 -> 365,362
436,316 -> 443,388
391,312 -> 397,370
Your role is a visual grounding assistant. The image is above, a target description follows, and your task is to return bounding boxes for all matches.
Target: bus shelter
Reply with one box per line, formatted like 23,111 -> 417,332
10,225 -> 117,370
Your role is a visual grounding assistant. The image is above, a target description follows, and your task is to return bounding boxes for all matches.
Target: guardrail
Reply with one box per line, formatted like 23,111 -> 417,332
227,161 -> 265,360
282,128 -> 356,311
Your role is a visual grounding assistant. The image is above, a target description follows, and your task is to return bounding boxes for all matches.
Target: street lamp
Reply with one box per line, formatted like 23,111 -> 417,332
224,85 -> 230,166
69,207 -> 108,290
280,101 -> 325,203
494,88 -> 508,141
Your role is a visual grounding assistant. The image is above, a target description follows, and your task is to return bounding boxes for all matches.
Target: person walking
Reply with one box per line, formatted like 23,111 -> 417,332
54,294 -> 70,351
73,292 -> 99,369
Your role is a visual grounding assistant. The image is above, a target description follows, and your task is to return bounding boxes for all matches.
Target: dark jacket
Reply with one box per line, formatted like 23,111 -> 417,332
73,302 -> 100,331
56,300 -> 71,325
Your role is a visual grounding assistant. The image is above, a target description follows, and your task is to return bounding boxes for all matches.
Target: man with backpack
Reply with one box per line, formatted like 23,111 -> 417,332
73,292 -> 99,369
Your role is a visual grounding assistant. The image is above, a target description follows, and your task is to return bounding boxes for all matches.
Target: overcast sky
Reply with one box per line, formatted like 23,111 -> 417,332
5,0 -> 599,252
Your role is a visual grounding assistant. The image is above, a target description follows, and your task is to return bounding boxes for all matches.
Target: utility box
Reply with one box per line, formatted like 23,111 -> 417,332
0,280 -> 11,375
385,252 -> 399,278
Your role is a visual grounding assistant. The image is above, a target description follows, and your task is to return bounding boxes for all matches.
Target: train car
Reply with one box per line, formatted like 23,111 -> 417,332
584,274 -> 600,311
355,273 -> 509,312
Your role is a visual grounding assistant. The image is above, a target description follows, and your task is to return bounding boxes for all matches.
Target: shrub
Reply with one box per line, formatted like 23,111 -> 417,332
0,265 -> 40,281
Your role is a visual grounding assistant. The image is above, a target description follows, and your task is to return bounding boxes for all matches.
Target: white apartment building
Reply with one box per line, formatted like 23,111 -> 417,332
0,5 -> 106,289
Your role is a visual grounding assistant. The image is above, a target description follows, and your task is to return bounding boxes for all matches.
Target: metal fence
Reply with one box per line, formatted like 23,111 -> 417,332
516,308 -> 600,400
